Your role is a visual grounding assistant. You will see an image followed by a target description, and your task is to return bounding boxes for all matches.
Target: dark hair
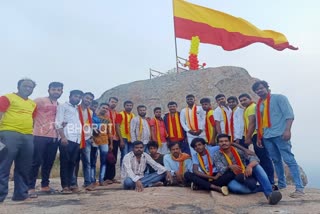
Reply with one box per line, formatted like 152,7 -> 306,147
190,137 -> 206,149
215,94 -> 225,101
200,98 -> 211,104
48,82 -> 63,89
123,100 -> 133,107
227,96 -> 238,104
217,134 -> 231,142
147,141 -> 159,149
168,142 -> 181,150
17,78 -> 36,88
186,94 -> 195,99
167,101 -> 177,107
252,80 -> 269,92
153,107 -> 161,113
99,102 -> 109,107
133,141 -> 144,147
70,90 -> 84,97
137,105 -> 147,110
83,92 -> 95,99
109,97 -> 119,102
91,100 -> 99,106
238,93 -> 251,100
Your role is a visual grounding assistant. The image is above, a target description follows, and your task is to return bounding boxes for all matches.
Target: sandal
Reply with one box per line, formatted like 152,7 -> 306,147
221,186 -> 229,196
60,187 -> 72,194
28,192 -> 38,198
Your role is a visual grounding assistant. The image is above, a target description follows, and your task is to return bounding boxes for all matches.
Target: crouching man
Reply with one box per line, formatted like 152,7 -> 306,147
213,134 -> 282,205
121,141 -> 172,192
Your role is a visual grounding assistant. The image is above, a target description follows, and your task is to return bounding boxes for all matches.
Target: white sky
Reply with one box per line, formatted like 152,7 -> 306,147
0,0 -> 319,187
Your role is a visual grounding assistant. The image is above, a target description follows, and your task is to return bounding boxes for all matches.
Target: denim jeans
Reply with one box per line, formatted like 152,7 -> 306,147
263,136 -> 304,191
0,131 -> 33,202
59,140 -> 80,188
228,164 -> 273,198
123,172 -> 165,190
98,144 -> 109,183
105,140 -> 119,181
29,136 -> 58,189
80,139 -> 94,187
90,146 -> 98,183
120,138 -> 133,167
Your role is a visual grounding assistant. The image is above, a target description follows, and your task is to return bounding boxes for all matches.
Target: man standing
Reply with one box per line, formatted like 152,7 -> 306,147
116,100 -> 135,166
55,90 -> 83,194
213,134 -> 282,205
149,107 -> 168,154
200,98 -> 216,146
92,103 -> 113,186
238,93 -> 275,189
180,94 -> 206,155
163,101 -> 189,155
77,92 -> 95,191
214,94 -> 232,136
163,142 -> 192,186
184,138 -> 231,196
130,105 -> 150,151
227,96 -> 244,143
252,80 -> 304,198
28,82 -> 63,197
0,79 -> 37,202
121,141 -> 172,192
105,97 -> 120,184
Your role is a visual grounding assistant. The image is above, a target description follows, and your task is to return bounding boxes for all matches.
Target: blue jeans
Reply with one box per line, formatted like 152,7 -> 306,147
98,144 -> 109,183
0,131 -> 33,202
90,146 -> 98,183
228,164 -> 273,198
120,138 -> 133,167
123,172 -> 165,190
80,139 -> 93,187
29,136 -> 58,189
263,136 -> 304,191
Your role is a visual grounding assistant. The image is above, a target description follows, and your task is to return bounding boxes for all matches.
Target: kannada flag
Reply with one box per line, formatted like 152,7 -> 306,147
173,0 -> 297,51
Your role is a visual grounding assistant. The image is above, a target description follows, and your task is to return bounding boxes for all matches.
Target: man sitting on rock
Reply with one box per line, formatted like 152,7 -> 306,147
121,141 -> 172,192
163,142 -> 192,186
213,134 -> 282,205
184,138 -> 232,196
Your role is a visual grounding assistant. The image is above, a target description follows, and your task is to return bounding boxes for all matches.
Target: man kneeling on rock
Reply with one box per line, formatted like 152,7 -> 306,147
213,134 -> 282,205
184,138 -> 233,196
121,141 -> 172,192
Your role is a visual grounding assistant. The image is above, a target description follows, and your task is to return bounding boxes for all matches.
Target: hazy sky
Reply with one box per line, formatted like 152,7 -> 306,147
0,0 -> 319,187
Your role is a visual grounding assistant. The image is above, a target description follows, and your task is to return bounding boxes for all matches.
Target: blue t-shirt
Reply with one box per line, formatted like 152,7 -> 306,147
192,145 -> 219,173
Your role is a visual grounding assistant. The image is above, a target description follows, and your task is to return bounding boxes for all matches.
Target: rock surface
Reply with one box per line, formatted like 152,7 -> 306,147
1,178 -> 319,214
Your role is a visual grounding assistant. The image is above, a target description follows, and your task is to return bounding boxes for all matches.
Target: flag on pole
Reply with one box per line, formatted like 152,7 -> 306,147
173,0 -> 297,51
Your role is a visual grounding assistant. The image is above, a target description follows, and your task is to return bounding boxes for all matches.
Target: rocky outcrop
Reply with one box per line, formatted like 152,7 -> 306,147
98,66 -> 258,116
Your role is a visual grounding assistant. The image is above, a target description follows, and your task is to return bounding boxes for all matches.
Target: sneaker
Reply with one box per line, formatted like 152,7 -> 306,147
289,190 -> 305,198
191,182 -> 198,191
268,191 -> 282,205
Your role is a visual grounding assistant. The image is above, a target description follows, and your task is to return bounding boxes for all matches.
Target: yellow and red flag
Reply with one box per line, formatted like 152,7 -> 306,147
173,0 -> 297,51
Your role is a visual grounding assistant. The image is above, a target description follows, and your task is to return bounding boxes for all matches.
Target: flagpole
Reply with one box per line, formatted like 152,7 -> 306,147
172,0 -> 179,73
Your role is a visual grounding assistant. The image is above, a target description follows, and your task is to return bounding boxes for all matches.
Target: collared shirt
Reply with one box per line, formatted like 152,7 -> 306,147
244,103 -> 257,137
130,116 -> 150,144
257,94 -> 294,138
79,107 -> 93,140
192,146 -> 220,173
55,102 -> 81,143
121,151 -> 167,182
163,154 -> 193,175
180,105 -> 206,139
213,148 -> 260,175
33,97 -> 58,138
149,117 -> 167,143
214,106 -> 232,135
116,111 -> 135,140
232,106 -> 244,140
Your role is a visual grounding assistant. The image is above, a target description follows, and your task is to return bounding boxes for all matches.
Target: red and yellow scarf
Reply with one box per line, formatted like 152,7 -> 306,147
108,109 -> 117,137
185,105 -> 199,131
78,106 -> 92,149
257,93 -> 271,140
121,111 -> 134,141
230,107 -> 237,142
167,113 -> 183,139
205,109 -> 215,143
154,117 -> 168,147
171,153 -> 191,175
220,107 -> 229,135
197,149 -> 214,178
220,147 -> 245,175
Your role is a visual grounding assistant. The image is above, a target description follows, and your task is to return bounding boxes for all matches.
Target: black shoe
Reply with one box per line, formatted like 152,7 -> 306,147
268,191 -> 282,205
272,185 -> 279,191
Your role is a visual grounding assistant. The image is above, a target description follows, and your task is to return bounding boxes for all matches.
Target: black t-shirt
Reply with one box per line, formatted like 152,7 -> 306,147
147,153 -> 164,174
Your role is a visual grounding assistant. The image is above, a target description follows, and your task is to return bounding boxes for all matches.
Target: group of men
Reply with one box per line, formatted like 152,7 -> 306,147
0,78 -> 304,206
